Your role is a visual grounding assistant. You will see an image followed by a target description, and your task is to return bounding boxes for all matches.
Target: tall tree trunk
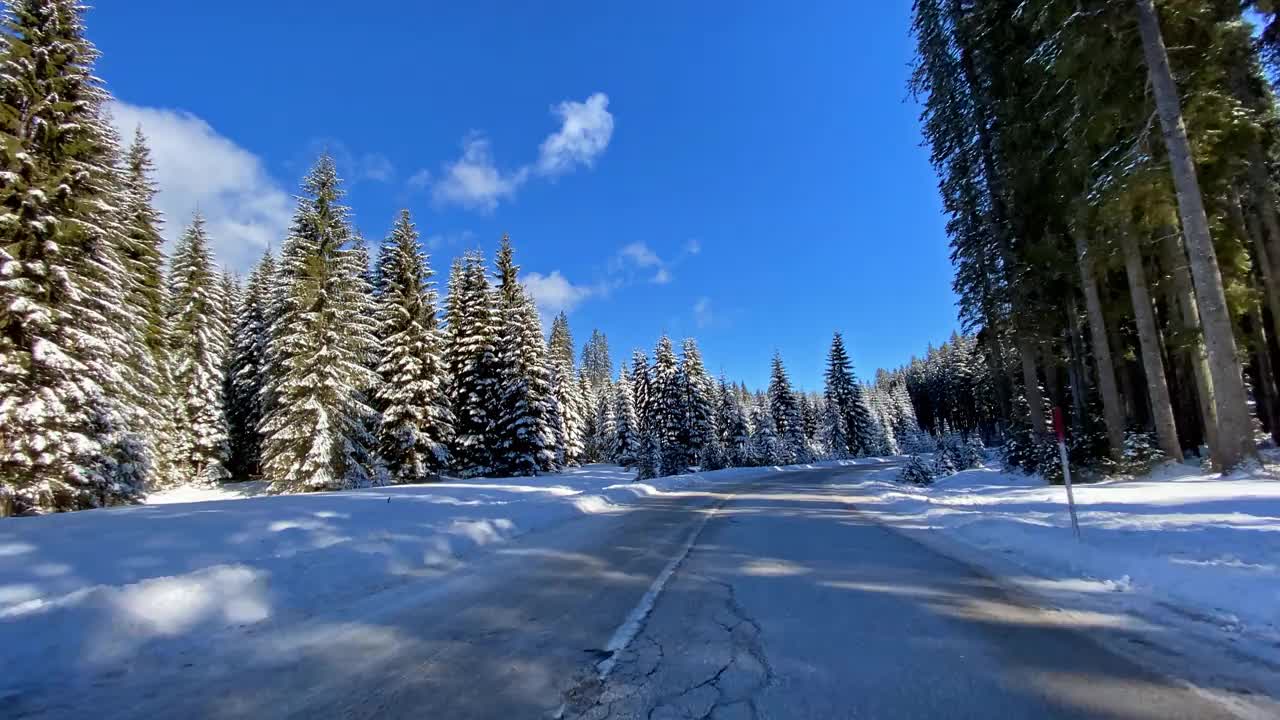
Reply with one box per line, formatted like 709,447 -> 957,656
1249,303 -> 1280,443
1234,187 -> 1280,356
1119,228 -> 1183,459
1017,335 -> 1048,435
1135,0 -> 1256,469
1065,302 -> 1090,423
1074,230 -> 1126,457
1159,224 -> 1219,459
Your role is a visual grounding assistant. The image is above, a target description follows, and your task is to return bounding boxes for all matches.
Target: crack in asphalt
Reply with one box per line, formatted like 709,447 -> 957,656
564,572 -> 773,720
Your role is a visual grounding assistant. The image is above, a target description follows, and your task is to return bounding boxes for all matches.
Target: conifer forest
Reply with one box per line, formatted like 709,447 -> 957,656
6,0 -> 1280,514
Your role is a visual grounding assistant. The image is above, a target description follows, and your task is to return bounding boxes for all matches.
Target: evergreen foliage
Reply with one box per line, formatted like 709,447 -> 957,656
259,156 -> 380,492
373,210 -> 453,482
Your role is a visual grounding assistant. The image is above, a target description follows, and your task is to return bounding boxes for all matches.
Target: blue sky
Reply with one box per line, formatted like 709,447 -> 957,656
91,1 -> 957,390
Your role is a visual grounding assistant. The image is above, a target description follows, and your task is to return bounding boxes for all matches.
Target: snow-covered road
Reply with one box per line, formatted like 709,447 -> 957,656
3,463 -> 1267,719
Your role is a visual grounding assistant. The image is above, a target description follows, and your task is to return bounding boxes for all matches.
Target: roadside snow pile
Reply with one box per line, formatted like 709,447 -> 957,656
0,459 -> 876,695
839,461 -> 1280,663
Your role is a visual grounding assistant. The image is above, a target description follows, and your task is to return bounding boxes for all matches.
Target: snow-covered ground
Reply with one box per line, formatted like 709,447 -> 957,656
831,459 -> 1280,697
0,460 -> 886,699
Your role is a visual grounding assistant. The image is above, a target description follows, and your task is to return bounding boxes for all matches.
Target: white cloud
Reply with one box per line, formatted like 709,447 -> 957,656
618,241 -> 662,269
536,93 -> 614,177
424,229 -> 476,252
693,297 -> 712,328
612,242 -> 674,284
684,238 -> 702,256
523,270 -> 597,316
108,101 -> 292,273
407,168 -> 433,189
432,134 -> 529,212
360,153 -> 395,182
431,92 -> 612,211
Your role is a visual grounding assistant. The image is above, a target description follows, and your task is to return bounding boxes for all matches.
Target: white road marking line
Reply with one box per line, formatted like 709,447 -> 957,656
595,500 -> 726,679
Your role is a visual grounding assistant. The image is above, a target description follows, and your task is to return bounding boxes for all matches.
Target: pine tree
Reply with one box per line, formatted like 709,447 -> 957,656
768,353 -> 808,464
716,376 -> 751,466
373,210 -> 453,483
444,251 -> 500,476
118,127 -> 183,486
630,349 -> 651,433
650,336 -> 687,475
547,310 -> 585,466
167,215 -> 230,485
612,367 -> 640,467
580,329 -> 612,393
259,156 -> 380,492
748,403 -> 783,466
0,0 -> 148,512
550,362 -> 585,466
226,251 -> 274,480
823,332 -> 877,457
491,234 -> 555,475
679,338 -> 716,466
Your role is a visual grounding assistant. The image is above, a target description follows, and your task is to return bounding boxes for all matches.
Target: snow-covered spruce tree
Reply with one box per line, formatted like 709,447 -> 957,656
166,215 -> 230,485
768,354 -> 809,464
748,403 -> 783,466
582,373 -> 616,463
491,234 -> 556,475
549,360 -> 585,466
635,426 -> 661,480
650,336 -> 688,475
630,349 -> 651,433
547,311 -> 585,466
823,332 -> 877,457
0,0 -> 150,513
444,251 -> 500,476
549,311 -> 575,374
372,210 -> 453,483
716,376 -> 751,466
119,127 -> 183,486
347,234 -> 383,484
596,382 -> 617,462
226,251 -> 274,480
580,329 -> 612,394
259,156 -> 380,492
612,366 -> 640,467
679,338 -> 717,467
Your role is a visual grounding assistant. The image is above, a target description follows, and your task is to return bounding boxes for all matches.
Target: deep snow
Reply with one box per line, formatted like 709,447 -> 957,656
831,459 -> 1280,699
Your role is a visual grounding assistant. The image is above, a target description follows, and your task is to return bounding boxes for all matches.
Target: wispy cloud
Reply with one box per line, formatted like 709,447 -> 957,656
432,134 -> 529,212
612,241 -> 676,284
426,92 -> 613,211
693,297 -> 713,328
424,229 -> 476,252
684,238 -> 702,256
108,101 -> 292,273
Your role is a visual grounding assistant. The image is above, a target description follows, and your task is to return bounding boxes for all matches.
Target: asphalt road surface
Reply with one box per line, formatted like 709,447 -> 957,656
25,465 -> 1245,719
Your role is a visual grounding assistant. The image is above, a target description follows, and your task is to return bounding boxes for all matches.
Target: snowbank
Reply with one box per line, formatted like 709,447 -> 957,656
0,460 -> 868,696
830,461 -> 1280,681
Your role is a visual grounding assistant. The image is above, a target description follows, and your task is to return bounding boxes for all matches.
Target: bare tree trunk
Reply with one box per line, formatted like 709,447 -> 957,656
1249,303 -> 1280,444
1065,302 -> 1090,423
1017,335 -> 1048,435
1120,228 -> 1183,459
1159,225 -> 1219,459
1234,187 -> 1280,354
1073,230 -> 1126,457
1135,0 -> 1256,469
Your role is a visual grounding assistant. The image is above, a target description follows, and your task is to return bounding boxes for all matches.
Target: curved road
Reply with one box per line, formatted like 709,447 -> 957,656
30,465 -> 1244,719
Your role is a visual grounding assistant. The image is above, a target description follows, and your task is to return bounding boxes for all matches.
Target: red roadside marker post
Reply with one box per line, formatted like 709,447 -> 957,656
1052,407 -> 1082,540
